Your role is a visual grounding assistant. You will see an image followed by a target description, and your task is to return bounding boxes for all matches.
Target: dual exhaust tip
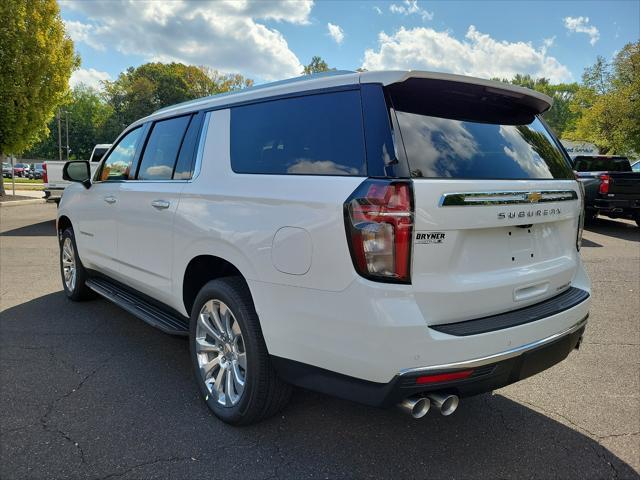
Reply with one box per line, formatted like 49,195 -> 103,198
398,393 -> 459,419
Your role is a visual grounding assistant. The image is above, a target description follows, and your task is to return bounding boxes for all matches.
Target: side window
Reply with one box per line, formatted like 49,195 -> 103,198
173,112 -> 204,180
99,128 -> 143,181
230,90 -> 366,176
137,115 -> 191,180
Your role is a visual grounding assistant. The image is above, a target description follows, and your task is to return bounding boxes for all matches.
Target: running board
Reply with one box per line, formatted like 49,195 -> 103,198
86,278 -> 189,335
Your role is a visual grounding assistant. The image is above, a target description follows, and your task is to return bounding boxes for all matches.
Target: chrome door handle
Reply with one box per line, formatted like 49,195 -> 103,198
104,196 -> 116,204
151,199 -> 170,209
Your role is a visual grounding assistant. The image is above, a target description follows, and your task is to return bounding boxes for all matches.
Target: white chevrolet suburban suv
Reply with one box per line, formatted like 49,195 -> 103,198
57,71 -> 591,424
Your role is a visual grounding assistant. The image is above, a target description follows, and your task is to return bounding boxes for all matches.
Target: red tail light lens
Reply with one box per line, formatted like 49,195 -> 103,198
599,174 -> 610,194
344,179 -> 413,283
42,162 -> 48,184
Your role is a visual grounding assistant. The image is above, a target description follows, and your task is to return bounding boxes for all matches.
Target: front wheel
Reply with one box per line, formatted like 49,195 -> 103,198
189,277 -> 291,425
59,228 -> 93,301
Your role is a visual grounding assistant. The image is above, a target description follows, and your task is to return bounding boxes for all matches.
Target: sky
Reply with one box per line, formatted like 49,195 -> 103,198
60,0 -> 640,90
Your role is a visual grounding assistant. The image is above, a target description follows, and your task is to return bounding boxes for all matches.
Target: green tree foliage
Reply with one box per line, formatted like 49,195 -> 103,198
567,42 -> 639,155
103,62 -> 253,136
302,56 -> 335,75
25,85 -> 114,160
0,0 -> 78,194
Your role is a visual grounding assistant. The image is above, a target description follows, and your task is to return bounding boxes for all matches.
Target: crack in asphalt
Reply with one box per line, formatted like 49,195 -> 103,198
515,398 -> 634,478
38,353 -> 114,467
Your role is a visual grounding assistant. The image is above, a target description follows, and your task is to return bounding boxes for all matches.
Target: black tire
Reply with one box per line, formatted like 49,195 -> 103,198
189,277 -> 291,425
59,227 -> 93,301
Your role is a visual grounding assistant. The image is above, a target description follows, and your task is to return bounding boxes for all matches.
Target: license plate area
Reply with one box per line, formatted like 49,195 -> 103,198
507,225 -> 536,264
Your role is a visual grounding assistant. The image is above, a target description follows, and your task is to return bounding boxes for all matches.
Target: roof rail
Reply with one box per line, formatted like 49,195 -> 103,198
152,70 -> 356,115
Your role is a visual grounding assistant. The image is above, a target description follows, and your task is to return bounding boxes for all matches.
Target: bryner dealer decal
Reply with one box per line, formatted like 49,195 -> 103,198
415,231 -> 446,244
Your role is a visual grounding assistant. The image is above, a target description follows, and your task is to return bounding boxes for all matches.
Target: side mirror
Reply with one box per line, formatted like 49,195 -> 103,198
62,161 -> 91,189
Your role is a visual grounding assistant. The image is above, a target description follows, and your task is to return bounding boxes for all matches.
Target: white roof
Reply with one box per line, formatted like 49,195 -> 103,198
133,70 -> 553,127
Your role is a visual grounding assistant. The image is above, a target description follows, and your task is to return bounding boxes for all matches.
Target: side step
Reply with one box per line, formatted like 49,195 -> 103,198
86,277 -> 189,335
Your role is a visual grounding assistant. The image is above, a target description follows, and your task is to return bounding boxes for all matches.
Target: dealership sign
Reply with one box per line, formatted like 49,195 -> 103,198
561,140 -> 599,158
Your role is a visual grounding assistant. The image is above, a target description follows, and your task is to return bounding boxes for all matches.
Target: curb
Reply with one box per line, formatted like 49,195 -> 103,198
0,199 -> 46,208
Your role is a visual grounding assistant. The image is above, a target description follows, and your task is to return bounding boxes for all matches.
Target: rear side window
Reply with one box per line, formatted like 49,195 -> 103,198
388,84 -> 574,180
138,115 -> 191,180
230,90 -> 366,176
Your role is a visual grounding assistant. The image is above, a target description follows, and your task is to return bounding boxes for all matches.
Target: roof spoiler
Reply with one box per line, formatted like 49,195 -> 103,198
361,70 -> 553,115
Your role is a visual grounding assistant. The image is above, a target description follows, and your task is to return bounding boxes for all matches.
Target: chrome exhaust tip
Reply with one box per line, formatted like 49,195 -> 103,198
427,393 -> 459,416
398,396 -> 431,419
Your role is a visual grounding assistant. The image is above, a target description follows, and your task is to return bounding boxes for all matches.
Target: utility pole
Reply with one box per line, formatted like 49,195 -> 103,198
57,110 -> 62,161
65,111 -> 69,161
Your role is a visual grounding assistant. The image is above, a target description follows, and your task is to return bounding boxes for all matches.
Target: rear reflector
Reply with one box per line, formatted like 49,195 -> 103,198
416,370 -> 474,385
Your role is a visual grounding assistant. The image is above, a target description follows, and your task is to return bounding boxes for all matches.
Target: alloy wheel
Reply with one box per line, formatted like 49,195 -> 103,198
195,299 -> 247,406
62,237 -> 77,292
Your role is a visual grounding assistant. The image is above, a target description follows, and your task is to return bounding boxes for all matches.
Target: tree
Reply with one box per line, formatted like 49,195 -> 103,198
0,0 -> 78,195
302,56 -> 334,75
103,63 -> 253,136
567,42 -> 639,155
497,74 -> 580,137
25,85 -> 114,160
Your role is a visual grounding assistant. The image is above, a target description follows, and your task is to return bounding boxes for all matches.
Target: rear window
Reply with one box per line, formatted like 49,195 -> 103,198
230,90 -> 366,176
389,84 -> 574,180
91,148 -> 109,163
573,156 -> 631,172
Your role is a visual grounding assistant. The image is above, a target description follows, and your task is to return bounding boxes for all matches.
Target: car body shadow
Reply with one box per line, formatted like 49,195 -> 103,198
0,219 -> 56,237
1,292 -> 637,479
585,217 -> 639,242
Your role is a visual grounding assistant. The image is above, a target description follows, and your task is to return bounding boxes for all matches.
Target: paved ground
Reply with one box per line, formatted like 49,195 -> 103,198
1,204 -> 639,479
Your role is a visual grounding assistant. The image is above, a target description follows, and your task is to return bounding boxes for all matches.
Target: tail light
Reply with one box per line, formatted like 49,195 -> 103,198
344,179 -> 413,283
599,174 -> 610,194
42,162 -> 48,184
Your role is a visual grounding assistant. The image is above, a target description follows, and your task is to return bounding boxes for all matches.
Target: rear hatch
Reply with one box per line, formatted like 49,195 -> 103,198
386,76 -> 582,325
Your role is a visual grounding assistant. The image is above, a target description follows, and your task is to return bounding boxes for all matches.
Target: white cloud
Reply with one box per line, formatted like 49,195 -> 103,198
64,20 -> 105,51
389,0 -> 433,21
62,0 -> 311,80
564,16 -> 600,46
69,68 -> 111,90
327,22 -> 344,44
362,26 -> 572,82
541,36 -> 555,55
373,6 -> 382,15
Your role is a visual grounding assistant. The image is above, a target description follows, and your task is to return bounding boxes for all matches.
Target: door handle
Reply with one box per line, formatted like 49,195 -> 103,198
151,199 -> 171,209
104,196 -> 116,204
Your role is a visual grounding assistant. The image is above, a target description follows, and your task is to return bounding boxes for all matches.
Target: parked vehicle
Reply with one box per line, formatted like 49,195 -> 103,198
574,155 -> 640,226
57,71 -> 591,425
29,163 -> 44,180
2,162 -> 11,178
44,144 -> 111,202
12,162 -> 30,178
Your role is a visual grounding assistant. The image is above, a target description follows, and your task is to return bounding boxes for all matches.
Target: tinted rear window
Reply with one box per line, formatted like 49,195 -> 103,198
230,90 -> 366,176
573,156 -> 631,172
389,82 -> 574,180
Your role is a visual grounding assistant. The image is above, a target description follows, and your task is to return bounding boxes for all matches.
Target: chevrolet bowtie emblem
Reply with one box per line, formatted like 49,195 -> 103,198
527,192 -> 542,203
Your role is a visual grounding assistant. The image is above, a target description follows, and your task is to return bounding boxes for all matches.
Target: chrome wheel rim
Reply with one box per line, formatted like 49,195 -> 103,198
196,299 -> 246,407
62,237 -> 77,292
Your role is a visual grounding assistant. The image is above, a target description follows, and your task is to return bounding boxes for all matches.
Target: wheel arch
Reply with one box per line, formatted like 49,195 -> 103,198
57,215 -> 72,240
182,255 -> 253,316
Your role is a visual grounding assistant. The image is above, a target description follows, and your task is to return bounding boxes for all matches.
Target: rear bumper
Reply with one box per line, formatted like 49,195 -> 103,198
594,197 -> 640,216
44,188 -> 64,202
272,315 -> 587,407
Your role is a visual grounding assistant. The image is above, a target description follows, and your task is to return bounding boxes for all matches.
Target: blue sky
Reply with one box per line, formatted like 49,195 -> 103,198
61,0 -> 639,89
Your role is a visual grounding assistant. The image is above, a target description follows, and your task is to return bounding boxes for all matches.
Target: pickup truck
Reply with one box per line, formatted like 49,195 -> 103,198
44,144 -> 111,203
574,155 -> 640,226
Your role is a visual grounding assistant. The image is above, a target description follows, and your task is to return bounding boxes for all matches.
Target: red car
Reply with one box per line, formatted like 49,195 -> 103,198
12,163 -> 31,177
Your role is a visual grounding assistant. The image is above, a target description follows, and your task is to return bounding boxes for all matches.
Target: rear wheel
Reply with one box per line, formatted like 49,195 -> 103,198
189,277 -> 291,425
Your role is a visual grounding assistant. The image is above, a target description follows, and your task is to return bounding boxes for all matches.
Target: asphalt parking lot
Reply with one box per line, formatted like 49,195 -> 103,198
1,203 -> 639,479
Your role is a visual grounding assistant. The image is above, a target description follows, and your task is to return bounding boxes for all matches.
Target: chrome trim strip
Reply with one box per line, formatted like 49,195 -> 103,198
398,315 -> 588,376
439,190 -> 578,207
